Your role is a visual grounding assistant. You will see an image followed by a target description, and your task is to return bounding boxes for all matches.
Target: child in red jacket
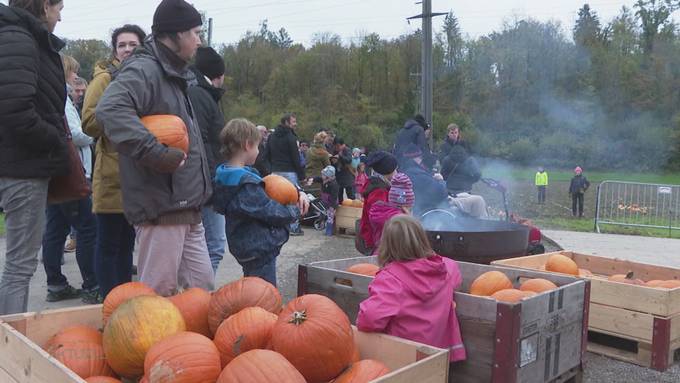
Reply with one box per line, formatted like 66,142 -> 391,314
358,151 -> 397,255
357,215 -> 466,363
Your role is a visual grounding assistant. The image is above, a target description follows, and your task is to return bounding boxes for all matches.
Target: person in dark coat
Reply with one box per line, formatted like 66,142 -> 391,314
439,123 -> 470,162
0,0 -> 70,315
333,137 -> 356,203
394,114 -> 435,169
188,46 -> 227,274
441,145 -> 482,196
253,125 -> 270,176
399,145 -> 450,217
212,119 -> 301,286
569,166 -> 590,218
264,113 -> 305,235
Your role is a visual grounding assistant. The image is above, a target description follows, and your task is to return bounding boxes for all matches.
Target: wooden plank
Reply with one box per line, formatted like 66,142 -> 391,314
671,312 -> 680,343
588,303 -> 654,342
450,317 -> 495,383
589,279 -> 672,317
1,305 -> 102,347
587,342 -> 646,366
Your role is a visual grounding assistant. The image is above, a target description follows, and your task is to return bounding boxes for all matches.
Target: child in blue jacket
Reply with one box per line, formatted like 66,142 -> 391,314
212,118 -> 300,286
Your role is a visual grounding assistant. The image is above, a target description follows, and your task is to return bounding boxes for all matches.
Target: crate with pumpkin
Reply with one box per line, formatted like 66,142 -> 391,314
492,251 -> 680,371
0,277 -> 448,383
298,257 -> 588,383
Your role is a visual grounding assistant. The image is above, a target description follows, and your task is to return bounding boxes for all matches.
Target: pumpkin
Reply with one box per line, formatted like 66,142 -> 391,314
103,281 -> 156,325
139,376 -> 149,383
103,295 -> 186,378
271,294 -> 354,383
351,200 -> 364,208
144,331 -> 221,383
208,277 -> 282,335
168,288 -> 212,337
217,349 -> 305,383
658,280 -> 680,289
469,271 -> 513,296
578,268 -> 593,277
607,271 -> 645,286
85,377 -> 122,383
346,263 -> 379,277
350,342 -> 361,363
262,174 -> 298,205
44,325 -> 114,379
646,280 -> 666,288
333,359 -> 390,383
213,307 -> 278,367
545,254 -> 579,276
519,278 -> 558,294
141,115 -> 189,153
341,199 -> 354,207
491,289 -> 536,303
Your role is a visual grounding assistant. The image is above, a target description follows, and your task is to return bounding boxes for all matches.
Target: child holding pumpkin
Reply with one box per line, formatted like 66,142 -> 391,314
357,215 -> 466,364
212,118 -> 301,286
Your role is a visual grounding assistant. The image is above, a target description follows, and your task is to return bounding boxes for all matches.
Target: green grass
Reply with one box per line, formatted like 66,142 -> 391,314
533,217 -> 680,239
482,166 -> 680,185
0,213 -> 4,236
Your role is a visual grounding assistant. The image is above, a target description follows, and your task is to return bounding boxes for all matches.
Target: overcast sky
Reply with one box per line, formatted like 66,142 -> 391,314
1,1 -> 661,46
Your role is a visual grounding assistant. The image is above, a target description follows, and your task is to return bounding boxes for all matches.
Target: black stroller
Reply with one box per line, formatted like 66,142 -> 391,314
300,192 -> 329,231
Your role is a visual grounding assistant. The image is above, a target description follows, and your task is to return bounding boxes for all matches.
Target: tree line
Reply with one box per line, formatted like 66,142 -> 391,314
64,1 -> 680,171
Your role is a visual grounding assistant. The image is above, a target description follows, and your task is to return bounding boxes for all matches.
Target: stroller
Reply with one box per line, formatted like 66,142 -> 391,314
300,192 -> 329,231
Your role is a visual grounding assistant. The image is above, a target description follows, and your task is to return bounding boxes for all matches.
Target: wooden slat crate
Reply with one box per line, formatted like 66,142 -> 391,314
298,257 -> 589,383
0,305 -> 449,383
335,205 -> 362,234
492,251 -> 680,371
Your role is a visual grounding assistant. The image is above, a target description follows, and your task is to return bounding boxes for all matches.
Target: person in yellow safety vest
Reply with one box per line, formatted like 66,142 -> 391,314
535,167 -> 548,204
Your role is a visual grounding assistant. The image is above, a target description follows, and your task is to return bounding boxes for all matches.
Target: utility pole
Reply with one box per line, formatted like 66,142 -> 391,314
408,1 -> 446,148
208,17 -> 214,47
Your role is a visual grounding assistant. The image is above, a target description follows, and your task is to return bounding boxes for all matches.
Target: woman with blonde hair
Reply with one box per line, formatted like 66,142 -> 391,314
304,131 -> 331,191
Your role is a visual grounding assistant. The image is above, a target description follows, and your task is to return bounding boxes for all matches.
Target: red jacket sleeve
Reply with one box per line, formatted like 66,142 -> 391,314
359,188 -> 389,248
357,271 -> 402,332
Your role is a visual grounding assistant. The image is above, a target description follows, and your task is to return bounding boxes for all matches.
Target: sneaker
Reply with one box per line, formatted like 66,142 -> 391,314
64,238 -> 76,253
46,285 -> 82,302
81,288 -> 103,305
290,229 -> 305,237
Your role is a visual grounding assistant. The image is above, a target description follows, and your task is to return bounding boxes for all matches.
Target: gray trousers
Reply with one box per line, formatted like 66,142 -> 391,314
0,177 -> 49,315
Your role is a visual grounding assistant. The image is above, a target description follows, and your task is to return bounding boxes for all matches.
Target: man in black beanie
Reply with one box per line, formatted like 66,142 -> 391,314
188,46 -> 226,274
394,114 -> 435,170
96,0 -> 215,296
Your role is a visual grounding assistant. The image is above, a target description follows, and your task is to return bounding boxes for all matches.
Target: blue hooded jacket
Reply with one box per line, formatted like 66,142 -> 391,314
212,164 -> 299,267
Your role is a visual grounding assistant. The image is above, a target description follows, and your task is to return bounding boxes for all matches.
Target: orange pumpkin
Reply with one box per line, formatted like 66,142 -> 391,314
351,200 -> 364,208
103,281 -> 156,325
272,294 -> 354,383
346,263 -> 379,277
262,174 -> 299,205
578,268 -> 593,277
646,280 -> 666,288
168,287 -> 212,337
333,359 -> 390,383
103,296 -> 186,378
545,254 -> 579,276
341,199 -> 354,207
85,377 -> 122,383
217,349 -> 305,383
144,331 -> 221,383
213,307 -> 278,367
44,325 -> 114,379
491,289 -> 536,303
658,280 -> 680,289
141,115 -> 189,153
519,278 -> 558,294
139,376 -> 149,383
208,277 -> 282,335
469,271 -> 513,296
607,272 -> 645,286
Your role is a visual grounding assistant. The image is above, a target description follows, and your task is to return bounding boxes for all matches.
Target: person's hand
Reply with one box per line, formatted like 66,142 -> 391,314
298,192 -> 310,215
306,178 -> 314,186
433,173 -> 444,181
156,147 -> 186,173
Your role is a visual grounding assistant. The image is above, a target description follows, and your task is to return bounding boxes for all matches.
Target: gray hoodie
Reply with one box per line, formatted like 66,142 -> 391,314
96,37 -> 211,225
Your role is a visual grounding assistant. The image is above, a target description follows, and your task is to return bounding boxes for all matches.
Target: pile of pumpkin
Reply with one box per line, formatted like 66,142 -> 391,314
468,271 -> 558,303
536,253 -> 680,289
341,199 -> 364,208
44,278 -> 390,383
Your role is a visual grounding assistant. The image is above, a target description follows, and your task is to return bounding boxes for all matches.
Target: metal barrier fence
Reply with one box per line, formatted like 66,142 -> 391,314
595,180 -> 680,235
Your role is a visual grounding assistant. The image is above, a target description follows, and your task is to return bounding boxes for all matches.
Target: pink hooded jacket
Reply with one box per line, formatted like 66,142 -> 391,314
357,255 -> 466,362
368,201 -> 402,253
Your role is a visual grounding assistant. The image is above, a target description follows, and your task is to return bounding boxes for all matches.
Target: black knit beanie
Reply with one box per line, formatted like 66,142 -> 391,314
152,0 -> 203,34
195,47 -> 225,79
366,151 -> 398,176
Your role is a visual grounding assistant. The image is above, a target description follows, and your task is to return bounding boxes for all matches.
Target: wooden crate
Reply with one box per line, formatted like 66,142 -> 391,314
298,257 -> 589,383
492,251 -> 680,371
0,305 -> 449,383
335,205 -> 362,234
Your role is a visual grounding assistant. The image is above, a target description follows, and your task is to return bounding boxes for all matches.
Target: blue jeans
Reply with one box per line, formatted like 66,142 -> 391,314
0,177 -> 49,315
242,257 -> 277,286
94,213 -> 135,297
202,206 -> 226,274
42,197 -> 97,292
274,172 -> 300,232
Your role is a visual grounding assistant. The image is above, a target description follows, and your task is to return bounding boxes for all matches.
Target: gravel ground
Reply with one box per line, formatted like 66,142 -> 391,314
2,227 -> 680,382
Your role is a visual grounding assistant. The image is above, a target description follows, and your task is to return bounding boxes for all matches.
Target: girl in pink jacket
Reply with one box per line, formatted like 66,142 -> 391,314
357,215 -> 466,362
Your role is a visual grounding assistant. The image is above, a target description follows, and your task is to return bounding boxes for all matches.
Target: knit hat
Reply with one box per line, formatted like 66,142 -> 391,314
195,47 -> 225,79
414,114 -> 431,130
322,165 -> 336,178
366,151 -> 397,175
388,173 -> 415,207
574,166 -> 583,175
152,0 -> 203,34
402,143 -> 423,159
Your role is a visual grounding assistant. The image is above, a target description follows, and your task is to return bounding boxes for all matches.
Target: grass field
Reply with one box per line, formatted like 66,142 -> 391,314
0,214 -> 4,236
482,166 -> 680,185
